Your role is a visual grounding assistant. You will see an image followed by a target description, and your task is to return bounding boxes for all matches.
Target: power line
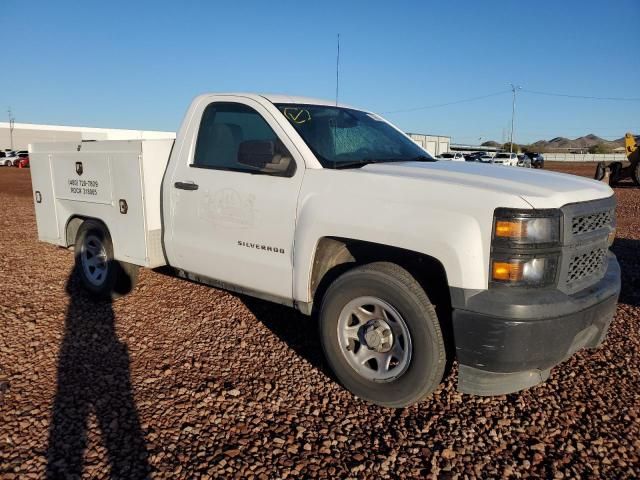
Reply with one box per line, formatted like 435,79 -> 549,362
381,90 -> 511,114
381,88 -> 640,115
521,89 -> 640,101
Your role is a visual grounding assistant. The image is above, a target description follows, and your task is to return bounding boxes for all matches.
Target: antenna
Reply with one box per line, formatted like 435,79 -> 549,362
335,33 -> 340,106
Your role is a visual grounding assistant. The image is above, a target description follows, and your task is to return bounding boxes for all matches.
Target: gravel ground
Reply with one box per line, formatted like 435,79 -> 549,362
0,165 -> 638,479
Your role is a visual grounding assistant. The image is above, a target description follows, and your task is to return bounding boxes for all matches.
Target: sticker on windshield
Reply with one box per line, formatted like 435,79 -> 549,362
284,108 -> 311,124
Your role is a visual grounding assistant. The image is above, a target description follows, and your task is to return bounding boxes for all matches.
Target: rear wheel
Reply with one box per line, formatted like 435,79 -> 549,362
74,220 -> 138,299
319,262 -> 446,408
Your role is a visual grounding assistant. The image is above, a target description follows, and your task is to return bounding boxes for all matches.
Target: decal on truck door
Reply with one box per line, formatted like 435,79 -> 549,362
237,240 -> 285,254
198,188 -> 255,227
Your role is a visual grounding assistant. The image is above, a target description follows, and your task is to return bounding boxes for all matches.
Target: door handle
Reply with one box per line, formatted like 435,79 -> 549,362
174,181 -> 199,191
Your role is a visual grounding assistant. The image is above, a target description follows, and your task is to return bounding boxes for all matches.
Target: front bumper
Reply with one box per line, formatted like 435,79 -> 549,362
452,254 -> 621,396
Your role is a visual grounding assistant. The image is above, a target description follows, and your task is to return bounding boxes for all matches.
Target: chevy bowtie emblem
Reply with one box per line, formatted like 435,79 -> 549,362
75,162 -> 83,176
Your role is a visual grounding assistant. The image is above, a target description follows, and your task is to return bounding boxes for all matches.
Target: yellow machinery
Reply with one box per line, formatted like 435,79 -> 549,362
594,132 -> 640,186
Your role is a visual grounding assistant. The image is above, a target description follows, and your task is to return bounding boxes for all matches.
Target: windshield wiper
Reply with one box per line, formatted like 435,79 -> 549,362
334,157 -> 425,169
408,155 -> 435,162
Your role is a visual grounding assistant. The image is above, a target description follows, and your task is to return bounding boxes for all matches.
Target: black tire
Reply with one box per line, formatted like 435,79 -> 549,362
632,161 -> 640,186
594,162 -> 606,181
319,262 -> 446,408
608,162 -> 622,187
74,220 -> 139,299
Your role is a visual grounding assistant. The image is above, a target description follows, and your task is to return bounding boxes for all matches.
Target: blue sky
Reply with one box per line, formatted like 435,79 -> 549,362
2,0 -> 638,144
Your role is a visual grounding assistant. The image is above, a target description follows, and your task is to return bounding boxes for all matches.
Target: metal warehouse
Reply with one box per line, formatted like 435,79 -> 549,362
406,133 -> 451,156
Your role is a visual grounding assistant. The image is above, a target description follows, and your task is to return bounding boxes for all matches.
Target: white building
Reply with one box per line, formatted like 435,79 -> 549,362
0,122 -> 175,151
406,133 -> 451,156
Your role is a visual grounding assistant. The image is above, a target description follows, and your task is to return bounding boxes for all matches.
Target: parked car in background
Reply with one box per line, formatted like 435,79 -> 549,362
517,154 -> 532,168
464,152 -> 485,162
478,153 -> 494,163
2,151 -> 16,166
492,152 -> 519,166
15,153 -> 30,168
438,152 -> 465,161
528,152 -> 545,169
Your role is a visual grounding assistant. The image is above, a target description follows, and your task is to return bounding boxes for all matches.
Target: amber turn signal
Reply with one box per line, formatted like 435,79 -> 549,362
494,220 -> 526,239
492,261 -> 524,282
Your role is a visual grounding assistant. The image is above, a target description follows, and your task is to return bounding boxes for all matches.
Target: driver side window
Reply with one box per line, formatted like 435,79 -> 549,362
193,102 -> 296,177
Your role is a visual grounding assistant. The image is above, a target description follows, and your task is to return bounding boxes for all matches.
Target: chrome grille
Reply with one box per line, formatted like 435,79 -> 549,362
566,248 -> 607,286
571,210 -> 612,236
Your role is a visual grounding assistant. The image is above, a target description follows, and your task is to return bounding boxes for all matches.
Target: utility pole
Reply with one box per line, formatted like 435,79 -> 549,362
335,33 -> 340,107
8,108 -> 15,151
509,84 -> 521,153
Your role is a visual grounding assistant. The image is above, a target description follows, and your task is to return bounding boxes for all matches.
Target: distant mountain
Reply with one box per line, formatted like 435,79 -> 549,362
479,134 -> 636,152
529,134 -> 622,151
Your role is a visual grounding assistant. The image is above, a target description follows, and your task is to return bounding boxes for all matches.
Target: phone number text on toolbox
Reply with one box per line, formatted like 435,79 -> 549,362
69,178 -> 99,195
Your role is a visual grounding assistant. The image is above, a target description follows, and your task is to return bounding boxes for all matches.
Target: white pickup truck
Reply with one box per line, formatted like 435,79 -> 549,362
30,93 -> 621,407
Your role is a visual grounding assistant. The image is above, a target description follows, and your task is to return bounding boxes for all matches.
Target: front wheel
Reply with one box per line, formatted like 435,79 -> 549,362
319,262 -> 446,408
74,220 -> 139,299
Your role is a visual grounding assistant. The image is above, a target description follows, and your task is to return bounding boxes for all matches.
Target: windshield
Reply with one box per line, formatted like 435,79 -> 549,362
495,153 -> 510,158
275,104 -> 434,168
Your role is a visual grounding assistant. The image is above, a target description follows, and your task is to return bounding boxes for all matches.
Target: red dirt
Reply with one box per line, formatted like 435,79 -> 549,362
0,165 -> 638,479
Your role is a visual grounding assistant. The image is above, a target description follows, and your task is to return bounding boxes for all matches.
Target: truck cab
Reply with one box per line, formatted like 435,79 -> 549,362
30,93 -> 621,407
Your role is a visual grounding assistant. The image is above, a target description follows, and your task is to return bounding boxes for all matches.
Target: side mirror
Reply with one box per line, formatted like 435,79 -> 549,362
237,140 -> 275,169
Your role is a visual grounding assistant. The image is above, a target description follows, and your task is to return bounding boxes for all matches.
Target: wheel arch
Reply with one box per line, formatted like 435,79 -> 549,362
64,215 -> 110,247
305,237 -> 452,318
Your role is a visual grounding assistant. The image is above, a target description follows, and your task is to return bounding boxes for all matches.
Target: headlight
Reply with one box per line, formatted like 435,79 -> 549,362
491,254 -> 558,287
490,208 -> 562,287
493,208 -> 561,246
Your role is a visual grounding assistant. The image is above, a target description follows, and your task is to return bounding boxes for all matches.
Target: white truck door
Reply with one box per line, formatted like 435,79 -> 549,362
165,97 -> 304,300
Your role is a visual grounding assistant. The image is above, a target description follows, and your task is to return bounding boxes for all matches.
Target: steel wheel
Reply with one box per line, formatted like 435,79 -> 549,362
337,296 -> 412,382
80,234 -> 108,287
